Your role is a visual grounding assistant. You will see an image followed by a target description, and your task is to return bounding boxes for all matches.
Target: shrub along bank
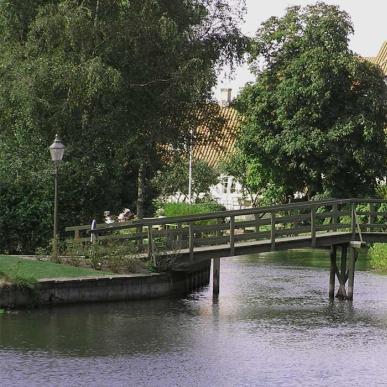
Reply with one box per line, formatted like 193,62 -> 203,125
369,244 -> 387,272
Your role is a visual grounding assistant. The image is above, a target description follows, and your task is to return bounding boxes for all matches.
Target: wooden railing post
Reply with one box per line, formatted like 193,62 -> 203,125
351,203 -> 356,239
311,207 -> 316,247
270,212 -> 276,251
230,215 -> 235,256
90,219 -> 97,244
189,222 -> 194,261
137,225 -> 143,251
176,223 -> 182,249
147,225 -> 155,265
332,203 -> 338,232
74,229 -> 80,240
216,217 -> 222,238
369,203 -> 375,232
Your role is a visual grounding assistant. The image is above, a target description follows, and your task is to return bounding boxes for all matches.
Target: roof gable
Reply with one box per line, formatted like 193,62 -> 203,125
193,106 -> 241,168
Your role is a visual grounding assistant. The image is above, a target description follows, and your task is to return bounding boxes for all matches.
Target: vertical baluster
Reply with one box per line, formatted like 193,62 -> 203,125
271,212 -> 276,251
368,203 -> 375,232
311,207 -> 316,247
332,203 -> 338,232
351,203 -> 356,239
147,225 -> 154,265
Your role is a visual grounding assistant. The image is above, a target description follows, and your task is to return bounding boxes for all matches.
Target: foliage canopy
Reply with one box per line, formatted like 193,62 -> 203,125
0,0 -> 246,253
235,3 -> 387,199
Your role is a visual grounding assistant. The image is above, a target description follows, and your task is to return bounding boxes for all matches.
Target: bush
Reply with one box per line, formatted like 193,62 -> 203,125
369,243 -> 387,271
161,201 -> 225,217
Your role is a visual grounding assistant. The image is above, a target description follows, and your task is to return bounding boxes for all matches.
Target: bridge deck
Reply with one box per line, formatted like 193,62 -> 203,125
171,232 -> 387,270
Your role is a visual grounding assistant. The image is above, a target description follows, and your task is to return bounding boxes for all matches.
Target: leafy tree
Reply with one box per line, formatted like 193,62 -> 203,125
235,2 -> 387,200
0,0 -> 246,253
221,151 -> 286,206
152,157 -> 219,203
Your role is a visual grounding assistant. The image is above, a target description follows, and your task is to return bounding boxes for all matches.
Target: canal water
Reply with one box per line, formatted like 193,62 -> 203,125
1,250 -> 387,386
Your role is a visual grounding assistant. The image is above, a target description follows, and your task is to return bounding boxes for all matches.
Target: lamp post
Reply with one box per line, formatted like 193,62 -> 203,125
188,128 -> 193,204
49,134 -> 65,260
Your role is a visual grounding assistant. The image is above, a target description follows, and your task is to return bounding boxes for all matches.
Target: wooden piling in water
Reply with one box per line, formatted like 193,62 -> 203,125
329,245 -> 337,299
336,245 -> 347,299
213,258 -> 220,295
347,247 -> 357,300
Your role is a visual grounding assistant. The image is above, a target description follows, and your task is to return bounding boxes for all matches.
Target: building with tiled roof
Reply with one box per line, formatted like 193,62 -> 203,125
191,89 -> 248,209
193,104 -> 241,168
366,41 -> 387,77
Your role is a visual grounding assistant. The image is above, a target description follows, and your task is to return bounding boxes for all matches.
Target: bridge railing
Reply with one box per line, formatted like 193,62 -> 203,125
65,198 -> 387,261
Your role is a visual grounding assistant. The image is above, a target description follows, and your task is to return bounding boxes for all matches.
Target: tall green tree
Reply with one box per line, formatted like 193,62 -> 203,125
235,2 -> 387,200
0,0 -> 246,253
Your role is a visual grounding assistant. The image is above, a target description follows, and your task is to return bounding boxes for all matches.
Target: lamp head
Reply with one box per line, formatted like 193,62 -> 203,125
49,134 -> 65,162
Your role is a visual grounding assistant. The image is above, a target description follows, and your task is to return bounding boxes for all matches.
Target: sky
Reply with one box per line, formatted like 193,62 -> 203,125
215,0 -> 387,101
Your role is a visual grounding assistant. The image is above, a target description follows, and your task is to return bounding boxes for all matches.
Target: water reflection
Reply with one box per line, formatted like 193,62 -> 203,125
1,249 -> 387,386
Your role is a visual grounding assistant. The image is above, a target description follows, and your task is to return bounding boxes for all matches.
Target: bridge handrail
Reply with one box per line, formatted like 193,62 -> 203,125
65,198 -> 387,233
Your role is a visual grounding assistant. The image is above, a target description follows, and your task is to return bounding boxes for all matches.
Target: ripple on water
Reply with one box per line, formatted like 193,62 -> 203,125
1,250 -> 387,386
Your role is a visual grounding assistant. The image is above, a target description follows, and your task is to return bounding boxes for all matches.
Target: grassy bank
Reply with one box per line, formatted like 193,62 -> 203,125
368,244 -> 387,272
0,256 -> 112,286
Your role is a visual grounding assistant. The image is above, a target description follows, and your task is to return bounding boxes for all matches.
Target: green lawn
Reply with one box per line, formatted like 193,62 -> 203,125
0,256 -> 112,284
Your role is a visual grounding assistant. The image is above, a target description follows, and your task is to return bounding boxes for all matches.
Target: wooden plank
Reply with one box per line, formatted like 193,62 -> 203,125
316,211 -> 335,219
311,207 -> 316,247
233,218 -> 271,228
351,204 -> 356,239
234,231 -> 271,242
147,226 -> 153,262
91,232 -> 147,242
332,203 -> 338,231
336,210 -> 351,217
177,223 -> 182,249
316,223 -> 351,231
274,213 -> 310,224
152,228 -> 188,237
274,226 -> 312,237
192,223 -> 229,233
271,212 -> 276,251
360,223 -> 387,229
194,235 -> 230,246
216,218 -> 223,238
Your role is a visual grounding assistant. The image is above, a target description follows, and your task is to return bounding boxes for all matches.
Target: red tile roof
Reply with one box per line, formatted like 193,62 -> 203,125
193,105 -> 241,168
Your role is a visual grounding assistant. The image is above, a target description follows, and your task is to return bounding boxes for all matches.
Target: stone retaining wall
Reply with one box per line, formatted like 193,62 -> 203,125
0,262 -> 211,308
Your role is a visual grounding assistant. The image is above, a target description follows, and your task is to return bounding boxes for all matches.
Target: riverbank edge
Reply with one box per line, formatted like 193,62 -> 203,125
0,261 -> 211,309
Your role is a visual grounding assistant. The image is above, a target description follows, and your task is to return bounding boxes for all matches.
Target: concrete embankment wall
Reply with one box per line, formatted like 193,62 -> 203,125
0,262 -> 211,308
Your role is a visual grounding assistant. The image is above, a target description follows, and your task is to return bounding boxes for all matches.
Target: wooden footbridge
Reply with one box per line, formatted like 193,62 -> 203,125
66,198 -> 387,300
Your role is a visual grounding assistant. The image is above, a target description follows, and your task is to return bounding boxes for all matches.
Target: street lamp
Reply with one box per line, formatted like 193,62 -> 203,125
49,134 -> 65,260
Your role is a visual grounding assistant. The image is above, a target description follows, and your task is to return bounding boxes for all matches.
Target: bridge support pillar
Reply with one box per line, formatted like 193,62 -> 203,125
347,247 -> 357,301
329,246 -> 337,299
331,244 -> 358,300
213,258 -> 220,296
336,245 -> 347,299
